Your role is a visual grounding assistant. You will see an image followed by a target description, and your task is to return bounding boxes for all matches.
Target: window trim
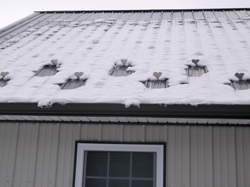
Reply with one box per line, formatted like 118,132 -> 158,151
73,142 -> 165,187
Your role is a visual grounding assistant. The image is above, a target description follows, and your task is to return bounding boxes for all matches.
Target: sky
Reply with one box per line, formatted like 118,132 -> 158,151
0,0 -> 249,29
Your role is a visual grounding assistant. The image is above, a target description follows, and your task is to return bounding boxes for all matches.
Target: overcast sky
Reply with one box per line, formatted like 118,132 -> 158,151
0,0 -> 249,29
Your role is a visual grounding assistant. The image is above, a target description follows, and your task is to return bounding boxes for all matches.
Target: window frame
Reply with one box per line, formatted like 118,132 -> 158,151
73,142 -> 165,187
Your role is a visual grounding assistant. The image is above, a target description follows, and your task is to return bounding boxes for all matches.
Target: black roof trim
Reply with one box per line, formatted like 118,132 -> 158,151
0,103 -> 249,119
0,120 -> 249,127
34,8 -> 250,14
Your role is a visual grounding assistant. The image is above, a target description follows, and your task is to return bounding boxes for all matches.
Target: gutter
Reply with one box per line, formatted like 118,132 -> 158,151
0,103 -> 249,119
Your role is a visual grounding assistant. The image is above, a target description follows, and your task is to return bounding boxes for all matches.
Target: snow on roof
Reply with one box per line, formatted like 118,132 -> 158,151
0,9 -> 250,107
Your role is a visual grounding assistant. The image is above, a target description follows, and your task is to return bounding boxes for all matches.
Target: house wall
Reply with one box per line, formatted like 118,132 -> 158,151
0,122 -> 249,187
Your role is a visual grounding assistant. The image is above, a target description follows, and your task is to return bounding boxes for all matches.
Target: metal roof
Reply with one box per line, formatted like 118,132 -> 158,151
229,80 -> 250,90
143,80 -> 169,89
60,79 -> 87,89
109,66 -> 134,76
0,79 -> 8,87
0,8 -> 250,108
1,9 -> 250,48
186,66 -> 208,77
35,65 -> 58,77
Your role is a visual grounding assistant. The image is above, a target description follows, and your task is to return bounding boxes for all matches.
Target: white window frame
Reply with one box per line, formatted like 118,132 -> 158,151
74,143 -> 164,187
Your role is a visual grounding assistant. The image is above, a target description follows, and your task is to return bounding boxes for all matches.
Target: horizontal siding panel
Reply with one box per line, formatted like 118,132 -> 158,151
0,123 -> 249,187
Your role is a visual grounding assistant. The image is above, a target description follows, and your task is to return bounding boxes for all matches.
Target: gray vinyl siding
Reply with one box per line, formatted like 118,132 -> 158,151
0,123 -> 250,187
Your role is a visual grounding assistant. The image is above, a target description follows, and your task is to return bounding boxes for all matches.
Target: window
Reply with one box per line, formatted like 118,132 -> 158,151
74,143 -> 165,187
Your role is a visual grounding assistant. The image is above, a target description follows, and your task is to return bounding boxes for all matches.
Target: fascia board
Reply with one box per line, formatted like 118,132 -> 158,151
0,103 -> 249,119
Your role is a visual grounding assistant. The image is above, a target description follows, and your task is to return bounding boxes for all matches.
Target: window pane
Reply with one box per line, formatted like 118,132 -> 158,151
109,179 -> 129,187
109,152 -> 130,177
132,152 -> 154,178
85,179 -> 106,187
131,180 -> 153,187
86,151 -> 108,177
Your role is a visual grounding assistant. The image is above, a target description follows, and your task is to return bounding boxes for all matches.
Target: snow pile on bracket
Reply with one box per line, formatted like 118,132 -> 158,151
0,10 -> 250,107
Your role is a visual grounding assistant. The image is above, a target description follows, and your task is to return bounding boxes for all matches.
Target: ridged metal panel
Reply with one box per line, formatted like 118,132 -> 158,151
0,13 -> 52,45
109,66 -> 134,76
229,81 -> 250,90
0,13 -> 39,34
173,11 -> 183,20
186,66 -> 208,77
35,65 -> 58,77
118,12 -> 133,21
60,79 -> 87,89
193,11 -> 205,20
139,12 -> 153,21
1,10 -> 249,48
143,80 -> 168,89
183,11 -> 194,21
0,123 -> 250,187
71,13 -> 90,22
0,80 -> 8,87
162,12 -> 172,20
151,12 -> 162,21
129,12 -> 144,21
0,13 -> 43,43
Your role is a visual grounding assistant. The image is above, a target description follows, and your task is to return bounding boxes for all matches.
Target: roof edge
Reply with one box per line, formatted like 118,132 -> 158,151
0,103 -> 250,119
34,8 -> 250,13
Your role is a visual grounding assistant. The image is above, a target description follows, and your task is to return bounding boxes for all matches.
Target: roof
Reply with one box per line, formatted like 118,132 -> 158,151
0,9 -> 250,110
